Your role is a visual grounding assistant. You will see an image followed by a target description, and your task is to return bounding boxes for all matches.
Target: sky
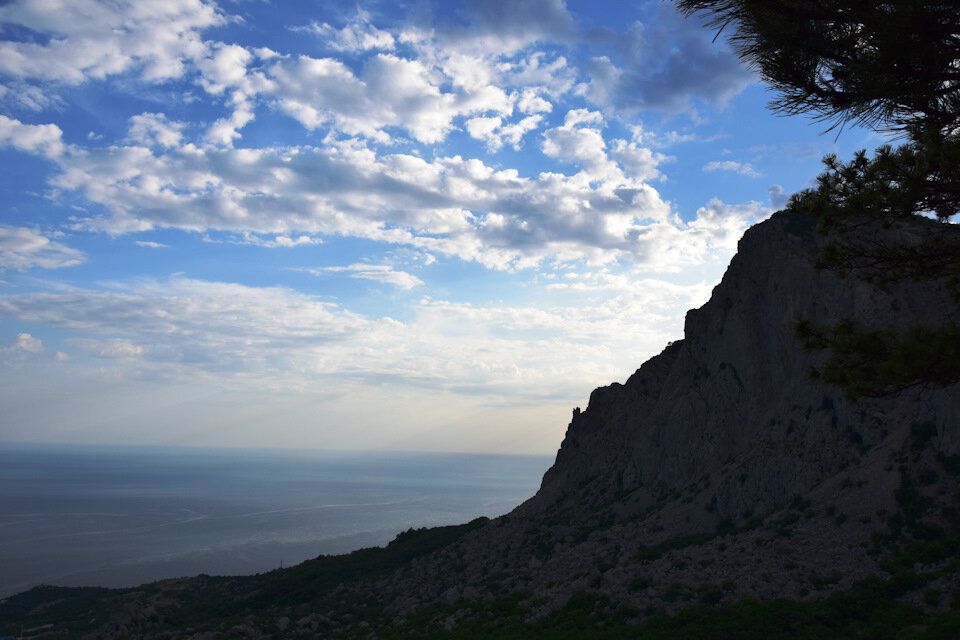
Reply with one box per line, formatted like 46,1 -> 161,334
0,0 -> 882,454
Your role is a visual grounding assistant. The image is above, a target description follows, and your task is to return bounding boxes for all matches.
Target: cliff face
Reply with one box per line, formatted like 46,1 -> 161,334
374,209 -> 960,615
521,211 -> 960,526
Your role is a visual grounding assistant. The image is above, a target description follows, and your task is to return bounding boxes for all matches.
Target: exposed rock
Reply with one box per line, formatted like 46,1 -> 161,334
520,211 -> 959,527
355,210 -> 960,617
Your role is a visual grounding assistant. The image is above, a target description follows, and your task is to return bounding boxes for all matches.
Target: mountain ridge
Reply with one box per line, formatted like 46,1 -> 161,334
521,210 -> 959,526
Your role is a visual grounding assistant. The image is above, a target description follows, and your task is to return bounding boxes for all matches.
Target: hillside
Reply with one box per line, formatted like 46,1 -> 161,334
3,211 -> 960,639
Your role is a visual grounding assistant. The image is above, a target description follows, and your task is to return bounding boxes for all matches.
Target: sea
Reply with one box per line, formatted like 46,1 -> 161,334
0,442 -> 552,598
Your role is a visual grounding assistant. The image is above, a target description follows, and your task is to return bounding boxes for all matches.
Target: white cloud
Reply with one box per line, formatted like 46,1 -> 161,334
703,160 -> 763,178
609,139 -> 669,182
135,240 -> 169,248
0,332 -> 43,366
498,115 -> 543,149
0,0 -> 222,84
261,235 -> 322,248
0,121 -> 765,271
0,81 -> 63,111
499,52 -> 577,97
0,277 -> 372,377
0,115 -> 64,157
686,197 -> 770,254
208,232 -> 322,248
196,43 -> 252,95
269,52 -> 512,144
541,108 -> 668,183
0,271 -> 714,401
0,226 -> 85,270
0,265 -> 733,453
10,332 -> 42,353
204,103 -> 255,146
72,337 -> 143,359
127,113 -> 185,148
301,17 -> 396,52
517,88 -> 553,114
466,112 -> 544,152
304,264 -> 424,290
465,116 -> 503,147
542,109 -> 614,173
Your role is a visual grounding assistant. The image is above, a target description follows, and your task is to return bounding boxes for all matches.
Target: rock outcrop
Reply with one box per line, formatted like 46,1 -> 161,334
520,210 -> 960,528
351,210 -> 960,622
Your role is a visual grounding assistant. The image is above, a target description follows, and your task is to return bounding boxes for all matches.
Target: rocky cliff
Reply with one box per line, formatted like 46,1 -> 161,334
521,210 -> 959,527
350,209 -> 960,622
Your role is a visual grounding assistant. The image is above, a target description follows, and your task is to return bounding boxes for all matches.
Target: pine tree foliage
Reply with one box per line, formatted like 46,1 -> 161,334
675,0 -> 960,134
676,0 -> 960,397
796,319 -> 960,399
790,135 -> 960,294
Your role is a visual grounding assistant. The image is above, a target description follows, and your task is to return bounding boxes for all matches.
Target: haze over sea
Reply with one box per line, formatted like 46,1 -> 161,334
0,443 -> 550,598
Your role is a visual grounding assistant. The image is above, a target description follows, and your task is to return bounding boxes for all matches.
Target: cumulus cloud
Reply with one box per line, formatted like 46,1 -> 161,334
196,43 -> 253,95
0,332 -> 43,365
269,52 -> 512,144
609,139 -> 670,182
127,113 -> 185,149
0,115 -> 64,157
703,160 -> 763,178
517,88 -> 553,114
0,226 -> 85,270
685,198 -> 769,254
465,116 -> 502,146
542,109 -> 607,164
204,103 -> 255,147
0,0 -> 222,84
300,14 -> 396,52
541,109 -> 667,183
0,117 -> 763,271
9,332 -> 42,353
466,114 -> 542,151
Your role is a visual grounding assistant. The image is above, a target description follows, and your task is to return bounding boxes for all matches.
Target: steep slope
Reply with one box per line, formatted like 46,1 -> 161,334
347,209 -> 960,622
521,210 -> 959,528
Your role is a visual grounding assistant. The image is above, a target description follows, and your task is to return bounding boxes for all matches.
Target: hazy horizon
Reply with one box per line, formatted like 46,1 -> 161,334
0,442 -> 552,597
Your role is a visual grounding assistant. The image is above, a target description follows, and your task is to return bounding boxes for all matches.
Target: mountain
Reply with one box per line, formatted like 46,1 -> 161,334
524,209 -> 960,524
3,211 -> 959,638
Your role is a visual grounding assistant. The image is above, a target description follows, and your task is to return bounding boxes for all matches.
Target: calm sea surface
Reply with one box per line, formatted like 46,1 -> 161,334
0,443 -> 551,598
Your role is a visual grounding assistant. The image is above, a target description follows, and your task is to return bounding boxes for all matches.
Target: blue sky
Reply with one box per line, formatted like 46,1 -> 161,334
0,0 -> 880,454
